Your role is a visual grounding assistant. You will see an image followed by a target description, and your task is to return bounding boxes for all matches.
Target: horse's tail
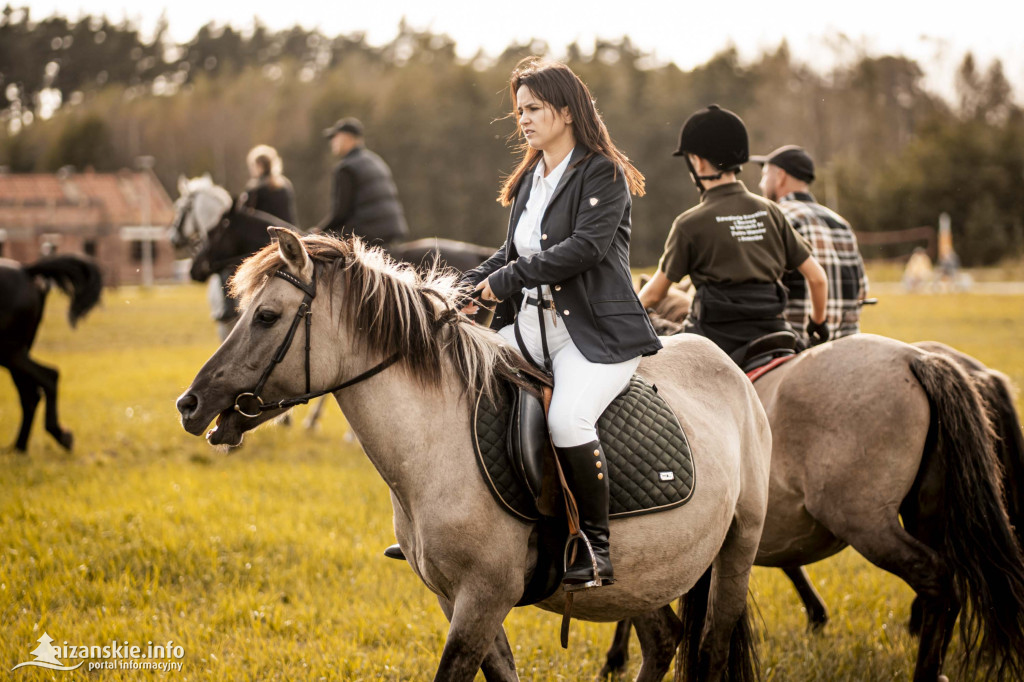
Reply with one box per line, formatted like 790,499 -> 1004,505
674,568 -> 758,682
911,353 -> 1024,679
25,255 -> 103,327
724,600 -> 758,682
977,368 -> 1024,546
675,567 -> 711,682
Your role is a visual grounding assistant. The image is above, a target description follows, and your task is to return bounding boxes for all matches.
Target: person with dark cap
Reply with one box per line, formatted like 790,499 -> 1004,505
638,105 -> 830,360
755,145 -> 868,344
315,117 -> 408,249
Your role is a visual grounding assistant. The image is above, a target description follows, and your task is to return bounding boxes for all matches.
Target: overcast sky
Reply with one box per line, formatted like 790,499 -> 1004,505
24,1 -> 1024,102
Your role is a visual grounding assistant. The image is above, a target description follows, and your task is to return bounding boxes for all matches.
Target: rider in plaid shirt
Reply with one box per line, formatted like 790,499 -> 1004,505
754,146 -> 868,343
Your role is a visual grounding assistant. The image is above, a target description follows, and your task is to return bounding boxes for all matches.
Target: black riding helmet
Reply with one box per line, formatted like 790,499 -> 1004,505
673,104 -> 749,191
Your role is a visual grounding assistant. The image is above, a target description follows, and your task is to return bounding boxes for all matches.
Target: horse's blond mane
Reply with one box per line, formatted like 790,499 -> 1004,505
230,233 -> 516,397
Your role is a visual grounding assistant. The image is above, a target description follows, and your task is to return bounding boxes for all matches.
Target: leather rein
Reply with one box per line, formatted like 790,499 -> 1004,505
232,267 -> 400,418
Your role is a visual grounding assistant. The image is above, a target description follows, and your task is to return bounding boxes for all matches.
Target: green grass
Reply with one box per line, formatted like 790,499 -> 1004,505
1,283 -> 1022,680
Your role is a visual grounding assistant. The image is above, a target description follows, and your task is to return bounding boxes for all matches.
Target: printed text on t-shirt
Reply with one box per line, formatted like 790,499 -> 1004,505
717,210 -> 768,242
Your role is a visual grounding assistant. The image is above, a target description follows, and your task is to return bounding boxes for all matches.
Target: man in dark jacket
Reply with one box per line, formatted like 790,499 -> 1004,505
316,117 -> 408,248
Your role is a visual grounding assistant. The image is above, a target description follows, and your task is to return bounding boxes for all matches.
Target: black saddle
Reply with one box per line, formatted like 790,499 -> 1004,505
729,330 -> 800,373
471,373 -> 696,605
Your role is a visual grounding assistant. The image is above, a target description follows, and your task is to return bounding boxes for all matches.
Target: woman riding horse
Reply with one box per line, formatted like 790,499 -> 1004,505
462,57 -> 661,590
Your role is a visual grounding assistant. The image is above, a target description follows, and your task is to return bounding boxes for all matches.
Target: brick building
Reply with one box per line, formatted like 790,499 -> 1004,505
0,168 -> 177,286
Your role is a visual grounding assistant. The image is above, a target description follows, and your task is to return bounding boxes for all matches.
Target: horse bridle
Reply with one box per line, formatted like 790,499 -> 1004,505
232,266 -> 400,418
170,194 -> 198,247
172,192 -> 225,249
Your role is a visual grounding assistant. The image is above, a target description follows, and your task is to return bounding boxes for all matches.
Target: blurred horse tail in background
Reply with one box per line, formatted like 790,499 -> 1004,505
0,255 -> 102,452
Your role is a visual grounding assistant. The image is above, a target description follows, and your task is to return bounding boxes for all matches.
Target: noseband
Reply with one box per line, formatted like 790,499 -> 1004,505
232,267 -> 400,418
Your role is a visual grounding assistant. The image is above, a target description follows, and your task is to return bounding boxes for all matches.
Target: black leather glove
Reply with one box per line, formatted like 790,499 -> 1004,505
806,319 -> 830,346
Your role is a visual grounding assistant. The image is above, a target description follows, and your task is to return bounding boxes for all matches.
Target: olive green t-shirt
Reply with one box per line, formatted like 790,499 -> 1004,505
658,181 -> 811,288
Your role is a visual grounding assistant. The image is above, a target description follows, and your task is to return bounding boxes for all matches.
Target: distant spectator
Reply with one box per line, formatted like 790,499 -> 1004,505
315,117 -> 408,250
755,145 -> 867,343
903,247 -> 934,292
240,144 -> 298,228
935,216 -> 967,292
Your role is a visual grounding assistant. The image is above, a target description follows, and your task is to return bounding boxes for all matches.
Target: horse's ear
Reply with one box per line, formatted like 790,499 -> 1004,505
269,226 -> 313,281
178,175 -> 189,197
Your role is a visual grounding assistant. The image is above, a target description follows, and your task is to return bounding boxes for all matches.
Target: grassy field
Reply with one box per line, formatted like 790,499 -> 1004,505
1,282 -> 1022,681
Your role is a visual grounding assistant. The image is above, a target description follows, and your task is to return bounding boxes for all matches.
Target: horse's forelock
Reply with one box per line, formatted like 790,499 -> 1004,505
228,241 -> 287,307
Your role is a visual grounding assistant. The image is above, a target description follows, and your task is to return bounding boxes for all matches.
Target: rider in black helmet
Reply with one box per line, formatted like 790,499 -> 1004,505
638,105 -> 830,362
675,103 -> 750,192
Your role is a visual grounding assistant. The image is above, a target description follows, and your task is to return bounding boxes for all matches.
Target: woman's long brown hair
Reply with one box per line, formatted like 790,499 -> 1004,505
497,56 -> 645,206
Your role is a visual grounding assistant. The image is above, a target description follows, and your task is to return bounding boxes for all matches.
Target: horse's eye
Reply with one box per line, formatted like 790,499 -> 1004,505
254,309 -> 280,326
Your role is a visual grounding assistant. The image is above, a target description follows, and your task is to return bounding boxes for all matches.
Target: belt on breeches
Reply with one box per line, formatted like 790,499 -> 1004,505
514,295 -> 559,376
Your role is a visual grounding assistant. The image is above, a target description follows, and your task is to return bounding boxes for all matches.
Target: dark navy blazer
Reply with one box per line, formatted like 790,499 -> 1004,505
464,147 -> 661,364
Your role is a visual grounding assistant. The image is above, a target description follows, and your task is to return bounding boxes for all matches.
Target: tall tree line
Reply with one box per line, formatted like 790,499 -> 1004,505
1,8 -> 1021,265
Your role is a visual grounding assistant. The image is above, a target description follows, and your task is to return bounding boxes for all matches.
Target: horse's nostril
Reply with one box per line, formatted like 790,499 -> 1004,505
176,393 -> 199,418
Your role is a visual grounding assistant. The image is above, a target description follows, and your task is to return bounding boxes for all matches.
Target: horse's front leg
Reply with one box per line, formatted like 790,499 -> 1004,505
435,589 -> 520,682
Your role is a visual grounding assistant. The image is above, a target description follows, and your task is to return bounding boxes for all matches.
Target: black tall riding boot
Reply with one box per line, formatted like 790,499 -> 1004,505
558,440 -> 614,590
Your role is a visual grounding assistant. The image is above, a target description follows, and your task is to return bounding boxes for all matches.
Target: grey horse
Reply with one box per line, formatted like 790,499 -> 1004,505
176,228 -> 773,681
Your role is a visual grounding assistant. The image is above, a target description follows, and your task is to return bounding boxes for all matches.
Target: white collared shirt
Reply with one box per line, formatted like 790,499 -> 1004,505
513,149 -> 574,300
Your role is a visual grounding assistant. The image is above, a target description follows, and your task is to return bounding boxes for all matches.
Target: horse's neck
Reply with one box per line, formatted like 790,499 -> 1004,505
333,365 -> 474,504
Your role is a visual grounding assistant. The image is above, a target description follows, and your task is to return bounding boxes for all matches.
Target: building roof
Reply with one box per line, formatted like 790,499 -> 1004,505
0,169 -> 175,234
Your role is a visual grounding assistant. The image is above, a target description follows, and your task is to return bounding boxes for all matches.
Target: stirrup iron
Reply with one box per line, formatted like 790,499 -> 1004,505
562,532 -> 613,592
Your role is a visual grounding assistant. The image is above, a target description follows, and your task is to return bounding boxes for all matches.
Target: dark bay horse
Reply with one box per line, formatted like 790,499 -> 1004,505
170,177 -> 493,341
0,255 -> 102,452
187,203 -> 281,338
177,229 -> 773,681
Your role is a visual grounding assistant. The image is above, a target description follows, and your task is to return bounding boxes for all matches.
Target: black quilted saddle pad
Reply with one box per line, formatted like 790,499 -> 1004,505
472,374 -> 695,522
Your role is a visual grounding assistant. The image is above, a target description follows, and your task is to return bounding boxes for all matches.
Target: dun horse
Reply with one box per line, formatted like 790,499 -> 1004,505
177,228 -> 773,681
0,255 -> 102,452
599,283 -> 1024,681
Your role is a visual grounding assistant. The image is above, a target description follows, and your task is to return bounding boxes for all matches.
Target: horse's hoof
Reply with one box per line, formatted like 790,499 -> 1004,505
597,662 -> 625,680
57,431 -> 74,450
808,616 -> 828,633
938,676 -> 949,682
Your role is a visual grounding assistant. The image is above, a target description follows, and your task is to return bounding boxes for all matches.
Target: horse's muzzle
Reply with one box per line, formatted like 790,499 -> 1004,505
176,391 -> 210,436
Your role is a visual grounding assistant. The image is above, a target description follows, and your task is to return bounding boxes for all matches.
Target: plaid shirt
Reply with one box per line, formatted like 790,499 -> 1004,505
779,192 -> 867,342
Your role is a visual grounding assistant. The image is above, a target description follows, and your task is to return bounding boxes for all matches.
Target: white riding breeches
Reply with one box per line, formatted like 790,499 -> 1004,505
498,302 -> 640,448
